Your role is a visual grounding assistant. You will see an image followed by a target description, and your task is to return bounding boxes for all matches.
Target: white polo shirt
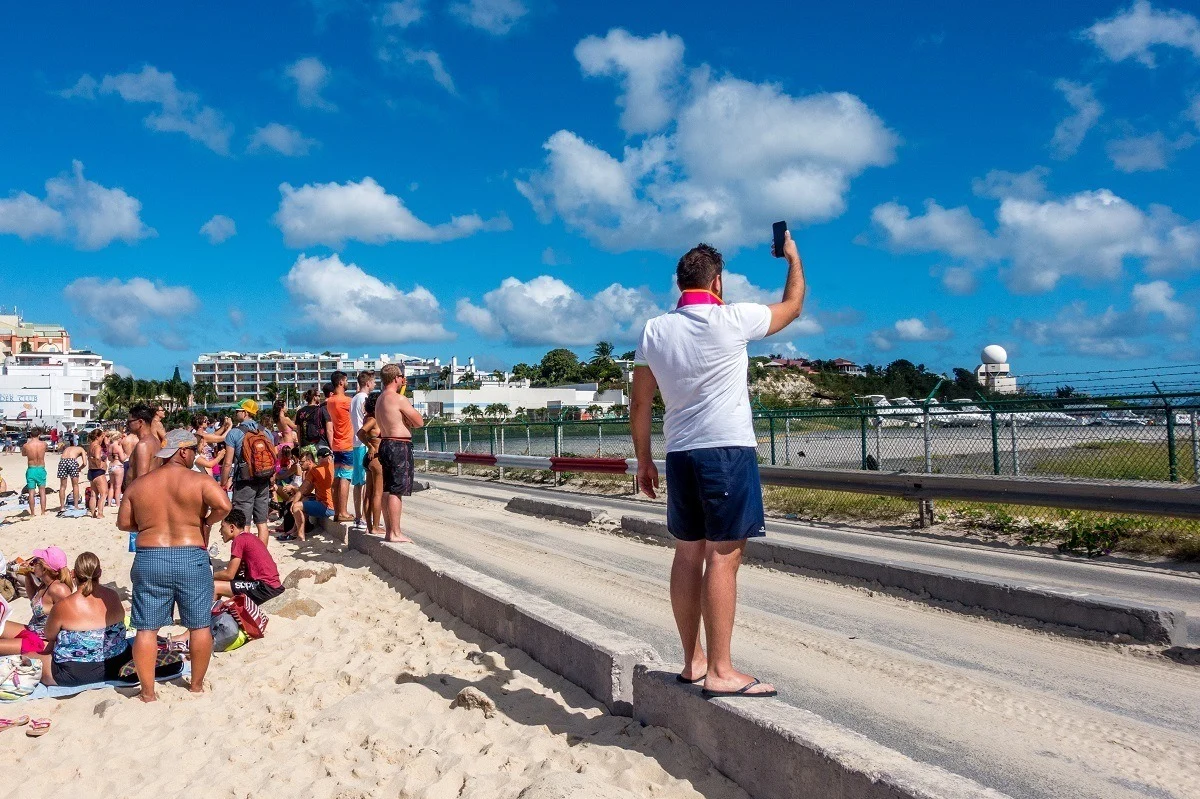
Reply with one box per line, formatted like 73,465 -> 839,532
635,302 -> 772,453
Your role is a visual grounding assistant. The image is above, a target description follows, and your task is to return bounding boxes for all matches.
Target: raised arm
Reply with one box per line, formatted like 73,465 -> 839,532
767,230 -> 806,336
221,442 -> 235,490
630,366 -> 660,499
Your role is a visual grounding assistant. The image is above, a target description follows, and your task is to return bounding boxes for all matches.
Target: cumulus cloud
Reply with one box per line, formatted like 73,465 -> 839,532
868,200 -> 994,259
1084,0 -> 1200,67
870,315 -> 953,351
1106,131 -> 1193,172
404,49 -> 456,93
284,253 -> 454,344
868,184 -> 1200,292
63,277 -> 197,347
575,30 -> 684,135
518,30 -> 898,253
285,56 -> 336,110
940,266 -> 978,295
379,0 -> 424,27
971,167 -> 1049,201
450,0 -> 527,35
274,176 -> 510,248
200,214 -> 236,244
456,276 -> 663,346
247,123 -> 318,156
1131,279 -> 1193,324
64,65 -> 233,154
1050,80 -> 1102,159
0,161 -> 154,250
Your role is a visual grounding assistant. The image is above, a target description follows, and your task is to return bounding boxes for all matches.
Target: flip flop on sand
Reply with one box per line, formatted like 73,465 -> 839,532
276,534 -> 298,542
675,672 -> 706,684
0,716 -> 29,731
701,678 -> 777,699
25,719 -> 50,738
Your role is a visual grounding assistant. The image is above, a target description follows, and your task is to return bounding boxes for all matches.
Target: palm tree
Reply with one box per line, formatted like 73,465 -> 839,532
262,381 -> 281,403
460,404 -> 483,421
281,383 -> 300,408
193,380 -> 217,409
609,403 -> 628,418
586,404 -> 604,419
484,403 -> 510,422
491,369 -> 505,383
513,406 -> 528,421
592,341 -> 614,363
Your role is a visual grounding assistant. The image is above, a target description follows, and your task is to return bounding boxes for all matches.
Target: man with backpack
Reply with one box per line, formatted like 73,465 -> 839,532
221,399 -> 277,545
295,388 -> 329,449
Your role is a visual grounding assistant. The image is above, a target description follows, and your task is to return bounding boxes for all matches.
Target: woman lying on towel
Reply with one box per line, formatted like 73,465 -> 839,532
36,552 -> 133,686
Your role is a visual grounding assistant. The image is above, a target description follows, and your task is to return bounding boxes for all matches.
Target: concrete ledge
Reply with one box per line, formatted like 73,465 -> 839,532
620,516 -> 1187,645
635,666 -> 1010,799
350,529 -> 659,714
505,496 -> 604,525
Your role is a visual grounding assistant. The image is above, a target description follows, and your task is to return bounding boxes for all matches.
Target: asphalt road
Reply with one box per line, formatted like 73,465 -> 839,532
422,473 -> 1200,642
401,478 -> 1200,799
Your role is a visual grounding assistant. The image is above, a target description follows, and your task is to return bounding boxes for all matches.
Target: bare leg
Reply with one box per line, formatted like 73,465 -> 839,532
334,478 -> 352,521
256,522 -> 269,546
214,580 -> 233,599
37,485 -> 45,515
701,541 -> 773,694
58,478 -> 68,510
0,622 -> 29,656
289,502 -> 306,541
369,464 -> 384,533
383,493 -> 412,543
188,626 -> 213,693
71,475 -> 80,508
671,539 -> 708,680
133,629 -> 160,702
92,477 -> 107,518
353,480 -> 363,524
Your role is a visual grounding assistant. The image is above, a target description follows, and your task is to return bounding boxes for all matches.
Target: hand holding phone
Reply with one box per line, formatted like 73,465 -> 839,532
772,221 -> 788,258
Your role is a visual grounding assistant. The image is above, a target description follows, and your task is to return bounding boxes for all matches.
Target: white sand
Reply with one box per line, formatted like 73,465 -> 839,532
0,454 -> 744,799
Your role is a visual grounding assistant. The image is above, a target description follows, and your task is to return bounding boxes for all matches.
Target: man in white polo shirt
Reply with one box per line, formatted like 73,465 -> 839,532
631,233 -> 804,698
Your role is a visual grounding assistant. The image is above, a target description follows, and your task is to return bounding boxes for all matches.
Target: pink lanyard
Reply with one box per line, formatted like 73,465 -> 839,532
676,289 -> 724,308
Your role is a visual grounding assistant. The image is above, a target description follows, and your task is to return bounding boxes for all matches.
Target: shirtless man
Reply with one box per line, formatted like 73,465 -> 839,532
55,440 -> 87,510
20,428 -> 48,516
125,403 -> 161,483
374,364 -> 424,543
117,429 -> 230,702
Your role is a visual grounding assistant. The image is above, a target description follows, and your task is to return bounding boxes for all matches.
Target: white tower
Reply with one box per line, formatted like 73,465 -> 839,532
975,345 -> 1017,394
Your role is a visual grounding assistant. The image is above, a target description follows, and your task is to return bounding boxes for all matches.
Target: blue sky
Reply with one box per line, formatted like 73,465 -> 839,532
2,0 -> 1199,383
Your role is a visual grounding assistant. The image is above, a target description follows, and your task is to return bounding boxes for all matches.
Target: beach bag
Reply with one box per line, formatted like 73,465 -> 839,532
223,630 -> 250,652
214,594 -> 268,639
210,611 -> 241,651
296,406 -> 322,446
239,426 -> 277,481
0,655 -> 41,700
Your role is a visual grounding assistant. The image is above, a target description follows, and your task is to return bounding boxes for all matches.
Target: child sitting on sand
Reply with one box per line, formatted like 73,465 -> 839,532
212,509 -> 284,606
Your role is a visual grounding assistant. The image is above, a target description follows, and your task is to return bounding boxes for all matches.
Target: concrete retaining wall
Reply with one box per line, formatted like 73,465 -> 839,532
635,666 -> 1009,799
620,516 -> 1187,645
349,529 -> 657,714
505,495 -> 605,525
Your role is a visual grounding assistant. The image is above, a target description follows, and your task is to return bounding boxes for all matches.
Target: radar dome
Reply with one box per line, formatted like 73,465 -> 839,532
981,345 -> 1008,365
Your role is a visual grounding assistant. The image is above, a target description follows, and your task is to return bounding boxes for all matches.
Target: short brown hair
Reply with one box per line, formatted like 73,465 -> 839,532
357,370 -> 375,389
380,363 -> 402,386
676,243 -> 724,290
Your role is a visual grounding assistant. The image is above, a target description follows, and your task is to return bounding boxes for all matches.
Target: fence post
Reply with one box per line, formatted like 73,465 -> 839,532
554,422 -> 562,486
1010,421 -> 1020,476
769,416 -> 777,466
499,425 -> 505,483
1166,402 -> 1178,483
424,428 -> 430,472
597,423 -> 603,457
990,411 -> 1000,475
922,406 -> 932,474
784,417 -> 791,466
526,424 -> 531,456
441,428 -> 447,453
860,411 -> 868,470
875,422 -> 882,469
1192,412 -> 1199,484
457,428 -> 463,476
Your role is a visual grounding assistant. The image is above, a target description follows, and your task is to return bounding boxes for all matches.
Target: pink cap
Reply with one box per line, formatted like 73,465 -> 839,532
31,546 -> 67,571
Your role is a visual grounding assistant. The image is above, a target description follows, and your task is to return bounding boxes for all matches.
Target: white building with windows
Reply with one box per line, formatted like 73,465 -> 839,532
975,345 -> 1018,395
412,381 -> 626,419
0,350 -> 113,428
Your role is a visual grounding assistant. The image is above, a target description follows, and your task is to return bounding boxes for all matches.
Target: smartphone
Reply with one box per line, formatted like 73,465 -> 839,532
772,221 -> 788,258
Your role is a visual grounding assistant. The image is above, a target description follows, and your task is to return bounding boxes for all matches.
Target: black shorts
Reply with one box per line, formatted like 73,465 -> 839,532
232,579 -> 284,606
87,468 -> 106,482
666,446 -> 767,542
51,647 -> 133,686
378,439 -> 414,497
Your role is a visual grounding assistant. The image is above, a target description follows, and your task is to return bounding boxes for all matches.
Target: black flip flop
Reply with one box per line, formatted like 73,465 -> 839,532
676,672 -> 707,684
701,678 -> 777,699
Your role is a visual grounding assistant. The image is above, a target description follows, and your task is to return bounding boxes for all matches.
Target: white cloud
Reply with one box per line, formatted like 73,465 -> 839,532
65,66 -> 233,154
200,214 -> 236,244
284,253 -> 454,344
379,0 -> 424,28
1131,279 -> 1193,324
575,29 -> 685,135
274,176 -> 510,248
941,266 -> 978,295
540,247 -> 568,266
456,276 -> 663,346
404,49 -> 456,94
871,315 -> 953,351
285,56 -> 336,110
247,123 -> 318,156
1084,0 -> 1200,67
450,0 -> 527,35
1050,80 -> 1102,159
63,277 -> 198,347
1188,95 -> 1200,129
868,200 -> 993,259
0,161 -> 154,250
971,167 -> 1049,201
1106,131 -> 1193,172
519,32 -> 898,253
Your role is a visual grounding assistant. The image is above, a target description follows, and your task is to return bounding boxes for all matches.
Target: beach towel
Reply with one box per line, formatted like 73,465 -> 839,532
0,662 -> 190,702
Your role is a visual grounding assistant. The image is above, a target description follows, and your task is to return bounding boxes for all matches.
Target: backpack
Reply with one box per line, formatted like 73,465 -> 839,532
296,405 -> 322,446
213,594 -> 269,639
239,425 -> 277,481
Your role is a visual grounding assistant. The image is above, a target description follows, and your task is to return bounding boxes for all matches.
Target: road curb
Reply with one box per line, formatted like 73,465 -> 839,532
635,666 -> 1010,799
348,528 -> 657,714
621,516 -> 1187,645
505,495 -> 605,525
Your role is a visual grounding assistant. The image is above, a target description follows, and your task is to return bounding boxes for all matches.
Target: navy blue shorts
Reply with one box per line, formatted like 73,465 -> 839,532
666,446 -> 766,542
131,546 -> 214,630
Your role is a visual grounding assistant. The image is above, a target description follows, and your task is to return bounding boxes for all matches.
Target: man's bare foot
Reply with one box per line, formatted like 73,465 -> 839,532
384,533 -> 413,543
703,669 -> 775,696
138,691 -> 157,703
370,527 -> 385,536
335,514 -> 355,522
189,682 -> 205,694
679,659 -> 708,682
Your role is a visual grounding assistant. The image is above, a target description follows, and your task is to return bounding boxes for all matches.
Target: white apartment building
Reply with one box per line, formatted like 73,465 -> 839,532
192,351 -> 447,404
412,381 -> 627,419
0,350 -> 113,428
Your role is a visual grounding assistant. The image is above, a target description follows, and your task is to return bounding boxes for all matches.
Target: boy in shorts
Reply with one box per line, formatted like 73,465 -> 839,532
213,509 -> 284,605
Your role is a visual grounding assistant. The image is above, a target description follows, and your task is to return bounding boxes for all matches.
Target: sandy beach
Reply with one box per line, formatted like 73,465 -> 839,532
0,453 -> 744,799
